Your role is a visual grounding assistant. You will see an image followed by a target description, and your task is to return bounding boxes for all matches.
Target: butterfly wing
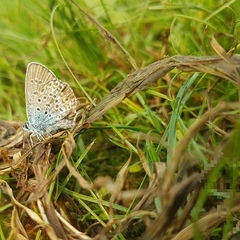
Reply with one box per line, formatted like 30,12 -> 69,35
25,62 -> 77,135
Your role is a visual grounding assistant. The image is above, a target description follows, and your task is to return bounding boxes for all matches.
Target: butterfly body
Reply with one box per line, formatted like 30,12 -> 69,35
23,62 -> 77,138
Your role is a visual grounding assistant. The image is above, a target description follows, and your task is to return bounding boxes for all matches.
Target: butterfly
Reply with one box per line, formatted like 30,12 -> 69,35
22,62 -> 77,139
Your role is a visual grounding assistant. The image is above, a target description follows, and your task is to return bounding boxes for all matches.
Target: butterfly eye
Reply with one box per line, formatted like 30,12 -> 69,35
22,122 -> 29,131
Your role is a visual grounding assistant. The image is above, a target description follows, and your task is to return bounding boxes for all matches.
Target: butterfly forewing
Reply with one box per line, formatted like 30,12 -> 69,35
25,63 -> 56,117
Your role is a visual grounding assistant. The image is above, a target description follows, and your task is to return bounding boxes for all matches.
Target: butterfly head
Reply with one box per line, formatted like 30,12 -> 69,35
22,122 -> 30,132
